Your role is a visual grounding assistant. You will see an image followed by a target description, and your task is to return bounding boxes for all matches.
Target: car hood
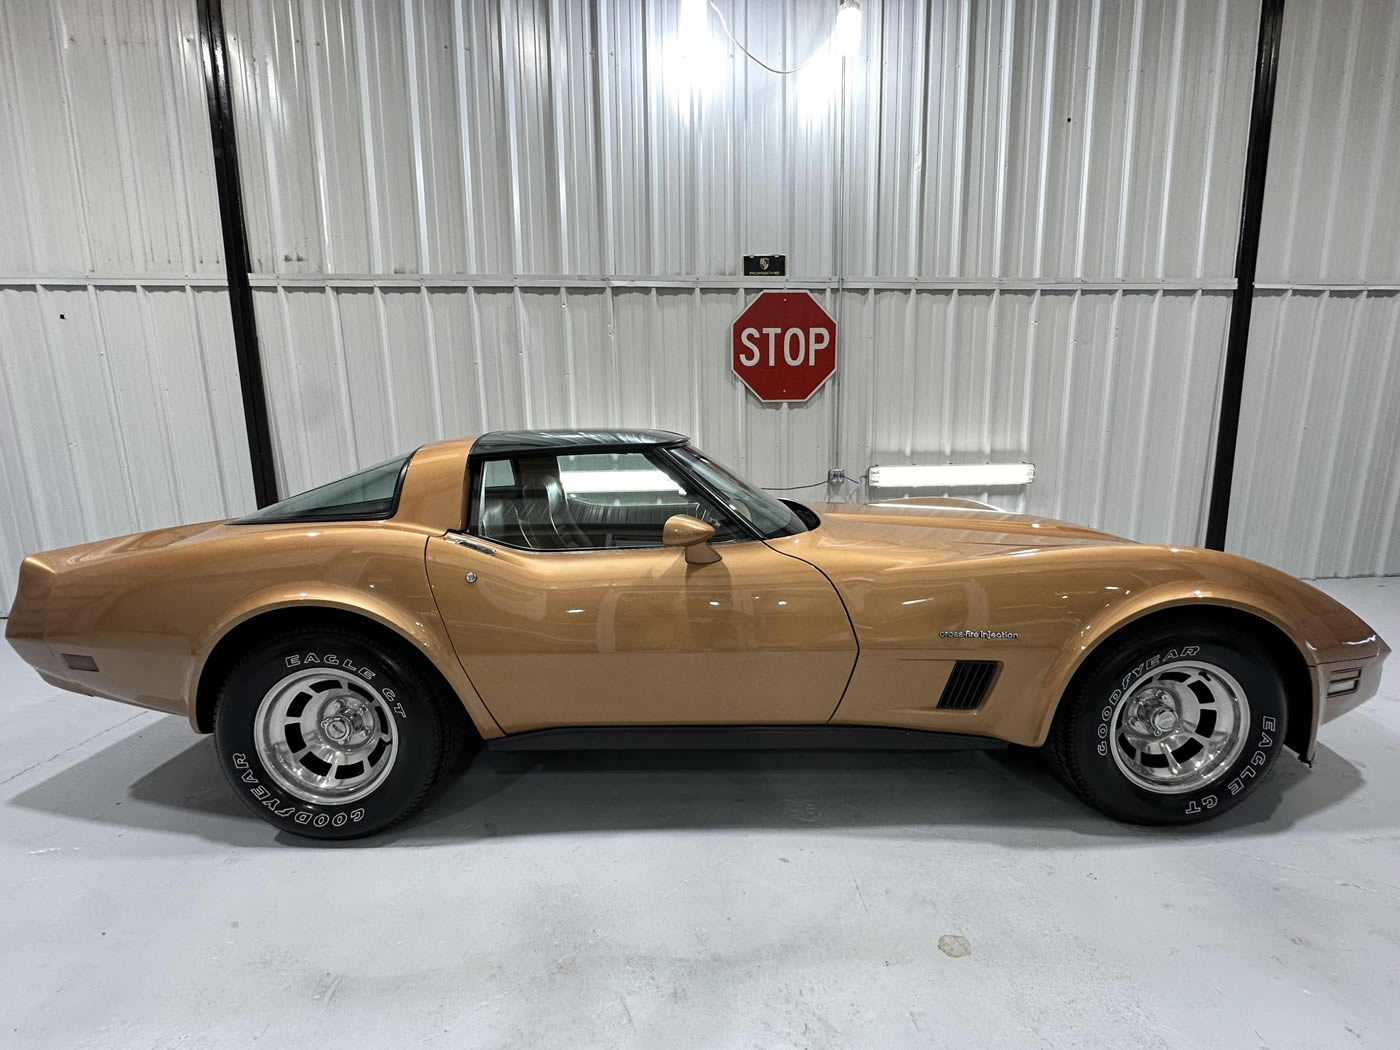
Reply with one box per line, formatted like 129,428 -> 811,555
794,497 -> 1132,560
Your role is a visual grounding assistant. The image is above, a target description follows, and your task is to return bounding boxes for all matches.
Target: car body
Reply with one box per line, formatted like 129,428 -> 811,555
6,429 -> 1389,836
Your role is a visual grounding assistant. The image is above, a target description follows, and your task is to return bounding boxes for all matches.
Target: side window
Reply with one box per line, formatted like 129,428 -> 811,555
473,451 -> 743,551
235,453 -> 411,523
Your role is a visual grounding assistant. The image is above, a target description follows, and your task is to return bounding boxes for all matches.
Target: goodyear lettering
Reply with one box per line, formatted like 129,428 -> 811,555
228,754 -> 367,827
1087,641 -> 1283,816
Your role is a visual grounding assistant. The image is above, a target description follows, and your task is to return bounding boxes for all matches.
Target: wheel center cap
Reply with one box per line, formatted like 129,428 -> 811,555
1151,707 -> 1178,735
319,696 -> 375,749
322,715 -> 351,743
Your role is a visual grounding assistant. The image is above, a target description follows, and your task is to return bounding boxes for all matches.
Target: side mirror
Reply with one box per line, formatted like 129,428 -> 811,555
663,514 -> 721,565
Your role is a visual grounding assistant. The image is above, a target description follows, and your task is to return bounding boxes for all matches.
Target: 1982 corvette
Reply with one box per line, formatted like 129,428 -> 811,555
6,429 -> 1389,838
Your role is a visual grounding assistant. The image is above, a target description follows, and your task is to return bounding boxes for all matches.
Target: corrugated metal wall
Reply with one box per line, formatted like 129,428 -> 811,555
0,0 -> 256,609
1228,0 -> 1400,577
5,0 -> 1393,603
222,0 -> 1258,547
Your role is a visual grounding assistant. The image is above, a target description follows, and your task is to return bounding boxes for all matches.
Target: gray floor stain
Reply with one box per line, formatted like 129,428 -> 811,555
937,934 -> 972,959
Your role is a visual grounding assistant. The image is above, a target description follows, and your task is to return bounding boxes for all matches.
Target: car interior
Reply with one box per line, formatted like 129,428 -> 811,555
473,452 -> 740,551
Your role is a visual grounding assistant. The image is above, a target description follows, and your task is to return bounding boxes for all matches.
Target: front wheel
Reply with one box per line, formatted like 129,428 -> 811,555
213,626 -> 461,839
1047,623 -> 1289,825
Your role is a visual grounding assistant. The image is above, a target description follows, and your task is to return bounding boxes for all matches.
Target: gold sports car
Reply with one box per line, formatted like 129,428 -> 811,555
6,429 -> 1389,838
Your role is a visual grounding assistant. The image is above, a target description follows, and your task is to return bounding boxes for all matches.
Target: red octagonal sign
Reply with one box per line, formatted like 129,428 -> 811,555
732,291 -> 836,402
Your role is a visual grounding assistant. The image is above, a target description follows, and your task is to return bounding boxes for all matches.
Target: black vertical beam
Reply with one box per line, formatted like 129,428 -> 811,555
1204,0 -> 1286,550
196,0 -> 279,508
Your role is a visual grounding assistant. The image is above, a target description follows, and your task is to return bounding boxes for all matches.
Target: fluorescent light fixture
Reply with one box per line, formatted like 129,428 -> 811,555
560,469 -> 685,495
867,463 -> 1036,488
833,0 -> 862,57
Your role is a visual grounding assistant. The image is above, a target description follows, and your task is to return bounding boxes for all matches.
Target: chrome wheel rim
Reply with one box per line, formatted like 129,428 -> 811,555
254,668 -> 398,805
1108,658 -> 1249,794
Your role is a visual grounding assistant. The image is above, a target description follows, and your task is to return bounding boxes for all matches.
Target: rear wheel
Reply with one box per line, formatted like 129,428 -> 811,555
213,626 -> 463,839
1048,622 -> 1288,825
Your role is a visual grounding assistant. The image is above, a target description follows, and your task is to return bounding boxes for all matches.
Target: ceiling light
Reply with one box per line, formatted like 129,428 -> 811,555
833,1 -> 862,58
680,0 -> 709,40
867,463 -> 1036,488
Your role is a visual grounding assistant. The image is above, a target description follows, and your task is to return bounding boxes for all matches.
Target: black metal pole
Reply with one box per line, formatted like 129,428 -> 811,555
196,0 -> 279,508
1204,0 -> 1285,550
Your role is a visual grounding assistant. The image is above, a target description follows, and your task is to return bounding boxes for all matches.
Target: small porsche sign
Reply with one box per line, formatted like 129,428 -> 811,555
732,291 -> 836,402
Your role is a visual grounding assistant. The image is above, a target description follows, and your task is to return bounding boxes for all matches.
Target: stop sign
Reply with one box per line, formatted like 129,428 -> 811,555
731,291 -> 836,402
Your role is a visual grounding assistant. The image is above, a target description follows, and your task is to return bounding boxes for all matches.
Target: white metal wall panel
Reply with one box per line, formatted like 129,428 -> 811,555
0,0 -> 255,610
225,0 -> 1258,557
0,0 -> 227,275
1229,0 -> 1400,576
839,287 -> 1231,542
1256,0 -> 1400,286
1230,290 -> 1400,577
228,0 -> 1257,281
252,285 -> 842,498
253,280 -> 1229,546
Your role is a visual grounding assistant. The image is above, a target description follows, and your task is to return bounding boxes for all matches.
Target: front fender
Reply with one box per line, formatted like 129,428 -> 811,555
1029,546 -> 1384,752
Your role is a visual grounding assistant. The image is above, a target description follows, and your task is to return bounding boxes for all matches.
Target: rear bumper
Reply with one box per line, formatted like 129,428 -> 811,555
7,555 -> 52,636
7,555 -> 189,716
6,556 -> 54,665
8,568 -> 98,700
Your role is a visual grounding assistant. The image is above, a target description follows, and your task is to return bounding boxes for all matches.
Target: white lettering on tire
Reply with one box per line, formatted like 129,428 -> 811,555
1092,645 -> 1279,814
282,653 -> 399,716
229,752 -> 367,827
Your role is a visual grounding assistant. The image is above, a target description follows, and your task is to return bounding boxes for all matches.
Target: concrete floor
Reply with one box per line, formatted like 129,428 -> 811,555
1,578 -> 1398,1049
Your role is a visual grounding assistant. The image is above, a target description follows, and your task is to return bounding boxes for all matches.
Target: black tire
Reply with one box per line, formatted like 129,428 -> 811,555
1047,621 -> 1289,825
213,625 -> 464,839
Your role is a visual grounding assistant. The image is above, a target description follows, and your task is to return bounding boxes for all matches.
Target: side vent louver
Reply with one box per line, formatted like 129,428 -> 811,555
937,660 -> 999,710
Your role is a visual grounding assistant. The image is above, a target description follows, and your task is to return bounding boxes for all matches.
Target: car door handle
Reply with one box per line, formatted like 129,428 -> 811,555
445,532 -> 497,557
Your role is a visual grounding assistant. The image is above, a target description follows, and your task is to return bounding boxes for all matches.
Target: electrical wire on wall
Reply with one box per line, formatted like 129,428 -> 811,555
763,471 -> 866,492
687,0 -> 863,74
691,0 -> 867,502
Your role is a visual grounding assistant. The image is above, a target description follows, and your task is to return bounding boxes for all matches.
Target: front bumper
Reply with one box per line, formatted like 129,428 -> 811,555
1318,635 -> 1391,725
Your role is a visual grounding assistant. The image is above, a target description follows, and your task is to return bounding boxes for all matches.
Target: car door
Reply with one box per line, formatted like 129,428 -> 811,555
424,449 -> 856,732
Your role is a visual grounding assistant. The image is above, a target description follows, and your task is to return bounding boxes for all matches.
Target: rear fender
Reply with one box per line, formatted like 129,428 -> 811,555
187,582 -> 502,739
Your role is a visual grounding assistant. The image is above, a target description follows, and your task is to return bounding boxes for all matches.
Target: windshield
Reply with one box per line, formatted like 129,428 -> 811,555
235,453 -> 412,524
668,445 -> 808,539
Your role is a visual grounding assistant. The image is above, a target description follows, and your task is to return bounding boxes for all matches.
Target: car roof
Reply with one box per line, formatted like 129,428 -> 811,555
469,428 -> 689,457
